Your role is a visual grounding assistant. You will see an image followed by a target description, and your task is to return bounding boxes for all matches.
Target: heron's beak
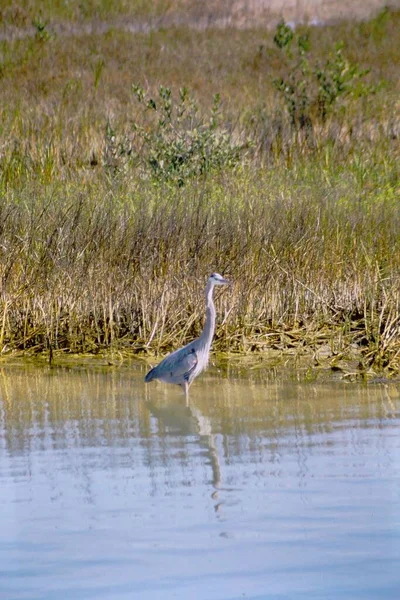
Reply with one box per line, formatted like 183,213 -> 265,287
221,277 -> 231,285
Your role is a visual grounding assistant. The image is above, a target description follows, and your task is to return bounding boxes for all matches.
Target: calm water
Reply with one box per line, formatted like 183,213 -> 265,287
1,361 -> 400,600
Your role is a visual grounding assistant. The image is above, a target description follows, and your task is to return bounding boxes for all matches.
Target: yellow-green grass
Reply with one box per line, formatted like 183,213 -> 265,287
0,9 -> 399,373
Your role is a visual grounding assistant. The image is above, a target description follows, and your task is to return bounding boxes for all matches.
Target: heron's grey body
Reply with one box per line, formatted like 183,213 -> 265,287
144,273 -> 229,396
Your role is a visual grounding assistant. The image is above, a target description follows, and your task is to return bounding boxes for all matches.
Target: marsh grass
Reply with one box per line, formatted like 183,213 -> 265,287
0,9 -> 399,373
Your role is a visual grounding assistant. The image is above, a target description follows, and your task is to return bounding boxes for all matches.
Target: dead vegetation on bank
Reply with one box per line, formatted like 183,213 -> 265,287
0,9 -> 399,374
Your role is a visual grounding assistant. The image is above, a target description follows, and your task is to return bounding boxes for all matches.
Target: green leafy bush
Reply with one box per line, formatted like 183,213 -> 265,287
273,21 -> 372,129
130,85 -> 244,186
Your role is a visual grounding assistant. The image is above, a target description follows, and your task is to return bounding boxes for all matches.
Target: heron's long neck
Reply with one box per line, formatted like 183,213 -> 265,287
199,283 -> 216,349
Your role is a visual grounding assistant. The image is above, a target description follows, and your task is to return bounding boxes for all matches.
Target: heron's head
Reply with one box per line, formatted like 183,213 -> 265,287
209,272 -> 230,286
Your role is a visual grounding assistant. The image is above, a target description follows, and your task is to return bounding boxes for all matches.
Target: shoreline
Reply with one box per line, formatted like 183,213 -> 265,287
0,347 -> 398,383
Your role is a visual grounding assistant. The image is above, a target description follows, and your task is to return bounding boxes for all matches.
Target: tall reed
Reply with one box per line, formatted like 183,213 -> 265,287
0,9 -> 399,372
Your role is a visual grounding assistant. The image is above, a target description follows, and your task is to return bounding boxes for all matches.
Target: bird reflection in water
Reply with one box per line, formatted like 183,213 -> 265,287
146,398 -> 223,514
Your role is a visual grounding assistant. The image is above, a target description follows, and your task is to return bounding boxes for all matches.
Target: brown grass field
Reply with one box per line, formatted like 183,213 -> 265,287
0,2 -> 399,375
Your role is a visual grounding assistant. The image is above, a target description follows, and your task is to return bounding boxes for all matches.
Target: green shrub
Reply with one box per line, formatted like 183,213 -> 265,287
273,21 -> 372,128
130,85 -> 244,186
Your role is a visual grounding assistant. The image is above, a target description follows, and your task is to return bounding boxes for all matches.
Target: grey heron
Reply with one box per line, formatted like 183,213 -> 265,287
144,272 -> 230,397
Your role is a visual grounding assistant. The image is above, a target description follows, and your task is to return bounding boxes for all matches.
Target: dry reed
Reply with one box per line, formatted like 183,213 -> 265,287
0,8 -> 399,374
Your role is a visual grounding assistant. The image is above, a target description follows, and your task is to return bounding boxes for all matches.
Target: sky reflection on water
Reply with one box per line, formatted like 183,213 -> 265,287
1,363 -> 400,600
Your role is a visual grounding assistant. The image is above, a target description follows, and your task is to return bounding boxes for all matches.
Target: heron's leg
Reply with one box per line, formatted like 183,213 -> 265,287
182,380 -> 189,404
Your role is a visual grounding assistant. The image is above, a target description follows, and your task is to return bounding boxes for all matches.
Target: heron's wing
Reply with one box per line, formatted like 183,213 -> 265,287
155,345 -> 198,382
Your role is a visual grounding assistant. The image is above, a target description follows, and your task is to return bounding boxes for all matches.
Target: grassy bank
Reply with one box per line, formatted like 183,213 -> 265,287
0,8 -> 399,373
